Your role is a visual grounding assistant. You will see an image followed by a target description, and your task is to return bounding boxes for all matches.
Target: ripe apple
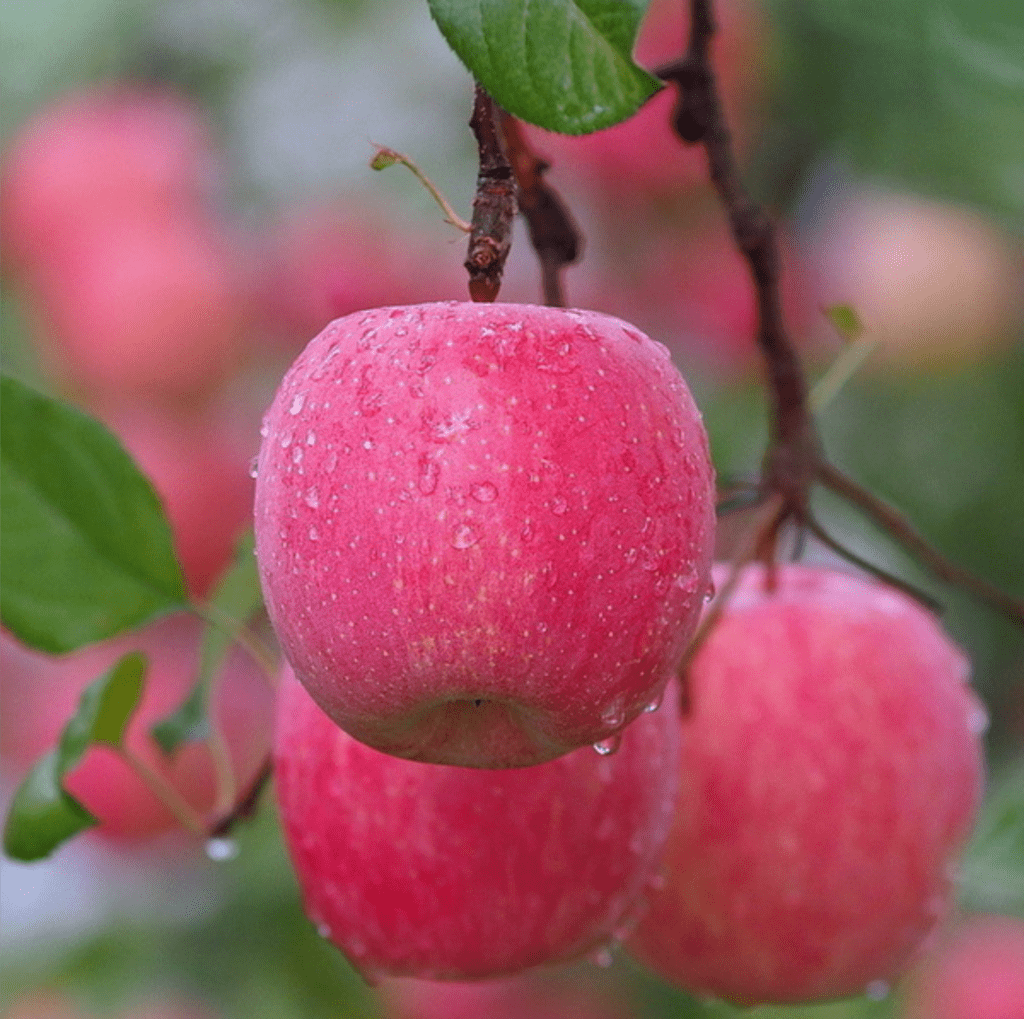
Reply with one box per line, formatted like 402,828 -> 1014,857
901,914 -> 1024,1019
0,617 -> 273,841
273,663 -> 680,981
524,0 -> 765,202
626,563 -> 986,1005
1,84 -> 215,274
253,301 -> 715,768
95,403 -> 256,599
811,187 -> 1023,368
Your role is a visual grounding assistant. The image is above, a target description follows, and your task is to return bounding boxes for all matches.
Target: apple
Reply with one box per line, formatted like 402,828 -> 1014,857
626,563 -> 986,1005
273,663 -> 680,981
0,617 -> 273,841
900,914 -> 1024,1019
1,84 -> 216,275
94,403 -> 256,599
381,973 -> 633,1019
811,187 -> 1023,368
524,0 -> 765,202
253,301 -> 715,768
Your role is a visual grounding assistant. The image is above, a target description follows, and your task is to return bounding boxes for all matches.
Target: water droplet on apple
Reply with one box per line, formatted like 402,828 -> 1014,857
205,837 -> 239,862
551,495 -> 568,515
592,734 -> 622,757
864,980 -> 890,1001
259,421 -> 269,438
471,481 -> 498,503
601,697 -> 627,728
451,523 -> 479,550
418,456 -> 439,495
588,945 -> 614,968
967,700 -> 989,734
248,457 -> 259,479
289,393 -> 305,416
643,691 -> 664,713
304,487 -> 320,509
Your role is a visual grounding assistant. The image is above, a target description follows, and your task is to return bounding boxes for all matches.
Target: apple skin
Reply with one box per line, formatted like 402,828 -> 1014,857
626,564 -> 986,1005
901,915 -> 1024,1019
253,301 -> 715,768
273,663 -> 680,981
0,617 -> 273,841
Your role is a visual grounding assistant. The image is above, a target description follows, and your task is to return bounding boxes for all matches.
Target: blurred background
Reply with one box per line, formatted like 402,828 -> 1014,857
1,0 -> 1022,1017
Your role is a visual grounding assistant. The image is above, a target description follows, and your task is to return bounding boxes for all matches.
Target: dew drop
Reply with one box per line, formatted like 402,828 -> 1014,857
471,481 -> 498,503
316,922 -> 333,940
592,734 -> 622,757
451,523 -> 479,550
601,697 -> 627,728
643,691 -> 664,714
248,457 -> 259,480
864,980 -> 890,1002
205,837 -> 239,862
551,495 -> 568,515
967,701 -> 990,735
304,487 -> 320,509
259,421 -> 269,439
362,439 -> 374,451
588,946 -> 614,968
289,393 -> 305,416
418,456 -> 440,495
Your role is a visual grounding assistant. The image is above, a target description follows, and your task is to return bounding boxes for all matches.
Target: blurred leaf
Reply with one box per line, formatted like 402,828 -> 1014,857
152,530 -> 264,754
772,0 -> 1024,223
961,758 -> 1024,917
0,375 -> 188,653
825,304 -> 866,343
3,652 -> 146,861
428,0 -> 662,133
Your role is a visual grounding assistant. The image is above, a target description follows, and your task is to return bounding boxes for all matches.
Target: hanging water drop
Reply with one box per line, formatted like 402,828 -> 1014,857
205,837 -> 239,862
644,690 -> 664,714
588,945 -> 614,968
593,734 -> 622,757
248,456 -> 259,480
864,980 -> 890,1001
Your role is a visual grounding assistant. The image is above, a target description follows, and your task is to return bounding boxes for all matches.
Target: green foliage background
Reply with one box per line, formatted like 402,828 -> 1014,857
1,1 -> 1022,1018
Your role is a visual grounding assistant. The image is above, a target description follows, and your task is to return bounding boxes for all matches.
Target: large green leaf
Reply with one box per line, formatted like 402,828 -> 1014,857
3,652 -> 146,861
772,0 -> 1024,224
428,0 -> 662,134
0,376 -> 188,653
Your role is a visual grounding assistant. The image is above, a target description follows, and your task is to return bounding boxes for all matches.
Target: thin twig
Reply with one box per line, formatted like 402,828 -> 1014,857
369,144 -> 471,232
498,111 -> 582,307
208,756 -> 273,838
465,84 -> 516,302
117,745 -> 205,836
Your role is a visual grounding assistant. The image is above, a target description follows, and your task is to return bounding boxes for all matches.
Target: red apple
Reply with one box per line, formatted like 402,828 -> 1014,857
273,663 -> 680,981
524,0 -> 765,202
0,617 -> 273,841
901,915 -> 1024,1019
1,84 -> 215,274
253,301 -> 715,768
626,563 -> 986,1005
95,403 -> 256,599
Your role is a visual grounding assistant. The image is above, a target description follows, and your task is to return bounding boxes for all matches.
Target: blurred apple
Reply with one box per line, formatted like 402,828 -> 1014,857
0,617 -> 273,841
901,914 -> 1024,1019
812,187 -> 1023,368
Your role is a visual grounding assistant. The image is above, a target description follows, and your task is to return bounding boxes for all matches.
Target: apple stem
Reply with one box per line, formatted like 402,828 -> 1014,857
116,744 -> 206,837
499,112 -> 582,308
465,84 -> 516,302
660,0 -> 1024,630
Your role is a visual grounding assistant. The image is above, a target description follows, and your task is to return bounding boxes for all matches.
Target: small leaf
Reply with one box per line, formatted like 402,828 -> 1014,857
824,303 -> 866,344
0,376 -> 188,653
153,530 -> 264,755
3,652 -> 147,861
428,0 -> 662,134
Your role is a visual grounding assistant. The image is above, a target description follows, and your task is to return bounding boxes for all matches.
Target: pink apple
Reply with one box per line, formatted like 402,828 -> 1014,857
2,84 -> 216,274
626,563 -> 986,1005
28,211 -> 251,401
253,301 -> 715,768
0,617 -> 273,841
811,188 -> 1023,368
273,663 -> 680,980
94,403 -> 256,598
901,915 -> 1024,1019
382,972 -> 634,1019
524,0 -> 765,202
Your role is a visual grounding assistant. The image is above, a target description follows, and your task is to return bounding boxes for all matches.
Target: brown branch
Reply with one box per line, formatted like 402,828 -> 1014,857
498,112 -> 582,307
465,84 -> 516,302
817,461 -> 1024,626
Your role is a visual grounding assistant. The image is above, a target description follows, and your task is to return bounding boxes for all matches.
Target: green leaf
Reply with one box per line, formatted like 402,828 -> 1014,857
152,530 -> 264,755
0,375 -> 188,653
427,0 -> 662,134
3,652 -> 147,861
